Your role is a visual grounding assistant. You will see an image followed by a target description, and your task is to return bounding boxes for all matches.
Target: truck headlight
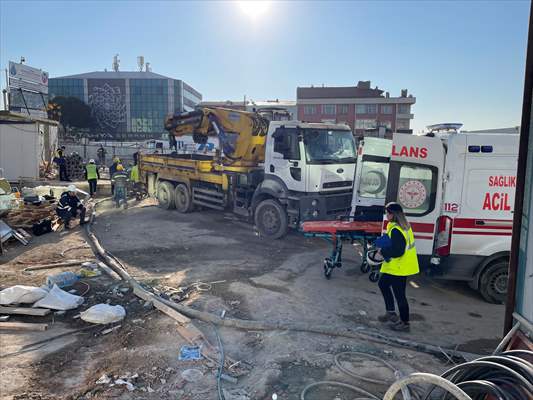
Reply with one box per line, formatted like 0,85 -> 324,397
312,210 -> 319,217
311,199 -> 318,207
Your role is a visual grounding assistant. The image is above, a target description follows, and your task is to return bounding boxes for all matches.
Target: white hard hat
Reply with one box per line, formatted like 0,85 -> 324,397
89,159 -> 95,163
366,249 -> 384,267
67,184 -> 77,192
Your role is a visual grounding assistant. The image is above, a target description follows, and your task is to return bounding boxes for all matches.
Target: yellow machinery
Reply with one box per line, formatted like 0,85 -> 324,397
164,107 -> 269,168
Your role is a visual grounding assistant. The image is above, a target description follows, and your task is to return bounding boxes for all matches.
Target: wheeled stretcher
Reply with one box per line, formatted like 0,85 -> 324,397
302,220 -> 383,280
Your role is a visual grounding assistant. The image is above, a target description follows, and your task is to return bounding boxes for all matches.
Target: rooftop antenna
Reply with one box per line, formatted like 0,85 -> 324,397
112,54 -> 120,72
137,56 -> 145,72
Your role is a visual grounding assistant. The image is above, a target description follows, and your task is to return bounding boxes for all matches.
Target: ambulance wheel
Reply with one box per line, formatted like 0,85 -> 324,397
479,260 -> 508,304
324,258 -> 333,279
156,181 -> 175,210
369,271 -> 380,282
360,260 -> 370,274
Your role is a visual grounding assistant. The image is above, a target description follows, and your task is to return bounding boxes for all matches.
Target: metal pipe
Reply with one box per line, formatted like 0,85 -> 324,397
504,3 -> 533,334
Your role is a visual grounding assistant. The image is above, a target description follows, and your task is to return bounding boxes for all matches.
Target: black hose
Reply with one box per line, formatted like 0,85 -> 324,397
213,323 -> 225,400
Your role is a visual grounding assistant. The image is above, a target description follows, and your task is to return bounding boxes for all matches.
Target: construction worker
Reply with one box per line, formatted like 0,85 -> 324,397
376,202 -> 419,332
53,148 -> 69,181
112,164 -> 129,208
109,157 -> 120,195
56,184 -> 86,229
84,159 -> 100,196
97,145 -> 107,168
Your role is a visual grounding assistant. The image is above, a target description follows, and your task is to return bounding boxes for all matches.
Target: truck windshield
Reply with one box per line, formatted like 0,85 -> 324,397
303,129 -> 356,164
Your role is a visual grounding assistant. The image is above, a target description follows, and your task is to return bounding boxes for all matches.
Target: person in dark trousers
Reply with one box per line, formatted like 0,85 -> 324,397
109,157 -> 120,195
56,185 -> 86,229
377,202 -> 420,332
112,164 -> 129,208
84,159 -> 100,196
53,148 -> 69,181
97,145 -> 107,168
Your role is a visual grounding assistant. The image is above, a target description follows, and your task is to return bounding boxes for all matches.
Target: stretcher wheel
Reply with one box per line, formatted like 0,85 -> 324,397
360,260 -> 370,274
369,271 -> 380,282
324,258 -> 333,279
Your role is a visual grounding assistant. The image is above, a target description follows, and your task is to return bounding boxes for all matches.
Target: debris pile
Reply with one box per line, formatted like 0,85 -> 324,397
3,200 -> 57,228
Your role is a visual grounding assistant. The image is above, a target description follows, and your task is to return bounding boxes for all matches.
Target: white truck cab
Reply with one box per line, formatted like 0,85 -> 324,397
385,127 -> 518,303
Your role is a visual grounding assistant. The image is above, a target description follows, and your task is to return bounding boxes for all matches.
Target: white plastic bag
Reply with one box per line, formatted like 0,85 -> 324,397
32,284 -> 84,310
0,285 -> 49,305
80,304 -> 126,324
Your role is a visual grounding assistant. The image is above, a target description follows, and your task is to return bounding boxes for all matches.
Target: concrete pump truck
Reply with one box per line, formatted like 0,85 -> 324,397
138,107 -> 358,238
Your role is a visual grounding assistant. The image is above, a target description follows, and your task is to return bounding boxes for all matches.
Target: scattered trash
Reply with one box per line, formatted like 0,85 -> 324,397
160,378 -> 166,384
33,284 -> 84,310
101,324 -> 122,335
358,310 -> 367,316
179,345 -> 202,361
80,304 -> 126,324
181,368 -> 203,382
147,386 -> 155,393
272,394 -> 278,400
96,374 -> 111,384
114,378 -> 135,391
0,285 -> 48,305
46,271 -> 80,289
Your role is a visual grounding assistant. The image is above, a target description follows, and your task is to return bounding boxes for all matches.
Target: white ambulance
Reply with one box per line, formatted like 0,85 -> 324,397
385,126 -> 518,303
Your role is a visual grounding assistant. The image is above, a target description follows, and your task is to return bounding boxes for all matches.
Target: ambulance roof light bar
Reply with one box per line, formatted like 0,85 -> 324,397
426,123 -> 464,134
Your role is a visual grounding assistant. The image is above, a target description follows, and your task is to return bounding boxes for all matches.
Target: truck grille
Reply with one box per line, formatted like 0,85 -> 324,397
322,181 -> 352,189
325,193 -> 352,214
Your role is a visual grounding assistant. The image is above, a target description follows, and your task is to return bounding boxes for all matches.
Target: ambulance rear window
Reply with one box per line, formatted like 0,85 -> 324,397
397,164 -> 437,215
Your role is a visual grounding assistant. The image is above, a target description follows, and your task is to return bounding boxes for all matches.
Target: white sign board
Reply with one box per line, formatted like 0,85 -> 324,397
8,61 -> 49,94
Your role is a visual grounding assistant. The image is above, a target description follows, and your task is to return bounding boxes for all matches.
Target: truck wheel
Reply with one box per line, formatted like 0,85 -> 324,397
254,199 -> 288,239
479,260 -> 509,304
174,184 -> 193,213
156,181 -> 175,210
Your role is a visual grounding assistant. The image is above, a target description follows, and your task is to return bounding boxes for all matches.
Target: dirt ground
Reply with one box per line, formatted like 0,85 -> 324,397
0,194 -> 505,400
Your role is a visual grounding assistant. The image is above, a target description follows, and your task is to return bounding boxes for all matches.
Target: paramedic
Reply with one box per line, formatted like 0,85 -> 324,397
56,184 -> 86,229
377,202 -> 419,332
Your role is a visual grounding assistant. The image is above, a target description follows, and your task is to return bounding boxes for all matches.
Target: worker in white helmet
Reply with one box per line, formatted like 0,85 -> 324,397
56,184 -> 86,229
84,159 -> 100,196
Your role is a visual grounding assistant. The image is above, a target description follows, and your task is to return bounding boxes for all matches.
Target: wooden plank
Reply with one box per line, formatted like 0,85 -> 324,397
0,307 -> 51,316
0,322 -> 49,331
23,260 -> 92,271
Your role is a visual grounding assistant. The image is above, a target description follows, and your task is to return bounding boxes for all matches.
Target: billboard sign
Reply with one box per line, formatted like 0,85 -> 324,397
8,61 -> 49,94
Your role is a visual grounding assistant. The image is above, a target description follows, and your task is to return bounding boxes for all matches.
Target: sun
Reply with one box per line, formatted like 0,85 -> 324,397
237,1 -> 271,19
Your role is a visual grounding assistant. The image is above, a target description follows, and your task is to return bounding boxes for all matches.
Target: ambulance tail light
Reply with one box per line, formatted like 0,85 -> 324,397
435,216 -> 452,256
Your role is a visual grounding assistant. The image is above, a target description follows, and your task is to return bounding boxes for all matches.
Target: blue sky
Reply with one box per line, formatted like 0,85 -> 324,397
0,0 -> 530,132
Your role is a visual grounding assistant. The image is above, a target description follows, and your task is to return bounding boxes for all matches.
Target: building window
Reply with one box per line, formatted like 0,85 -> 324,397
303,105 -> 316,115
355,119 -> 377,129
338,104 -> 349,114
397,119 -> 410,129
356,104 -> 377,114
381,105 -> 393,114
398,104 -> 410,114
322,104 -> 336,115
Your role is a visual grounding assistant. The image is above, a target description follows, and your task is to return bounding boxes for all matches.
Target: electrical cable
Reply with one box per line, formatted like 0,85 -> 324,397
213,323 -> 225,400
300,381 -> 380,400
334,351 -> 396,385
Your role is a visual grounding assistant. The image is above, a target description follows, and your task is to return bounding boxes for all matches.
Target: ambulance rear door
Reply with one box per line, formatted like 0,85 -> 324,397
451,134 -> 518,257
385,134 -> 446,256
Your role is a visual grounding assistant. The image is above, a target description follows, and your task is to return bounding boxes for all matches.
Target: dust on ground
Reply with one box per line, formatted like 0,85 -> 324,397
0,197 -> 505,400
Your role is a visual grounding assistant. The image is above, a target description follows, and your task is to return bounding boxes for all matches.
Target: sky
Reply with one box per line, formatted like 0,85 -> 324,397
0,0 -> 530,133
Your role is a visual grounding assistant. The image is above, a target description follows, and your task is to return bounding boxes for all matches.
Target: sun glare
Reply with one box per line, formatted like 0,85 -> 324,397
237,1 -> 271,19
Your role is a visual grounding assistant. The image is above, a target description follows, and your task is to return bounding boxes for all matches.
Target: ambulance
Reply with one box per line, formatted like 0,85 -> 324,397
384,125 -> 518,303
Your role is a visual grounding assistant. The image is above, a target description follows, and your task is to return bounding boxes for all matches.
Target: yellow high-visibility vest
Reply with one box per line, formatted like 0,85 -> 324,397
130,165 -> 140,182
86,163 -> 98,180
380,222 -> 419,276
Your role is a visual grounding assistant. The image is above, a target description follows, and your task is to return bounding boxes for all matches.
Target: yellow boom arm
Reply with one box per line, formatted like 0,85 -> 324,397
164,107 -> 269,166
